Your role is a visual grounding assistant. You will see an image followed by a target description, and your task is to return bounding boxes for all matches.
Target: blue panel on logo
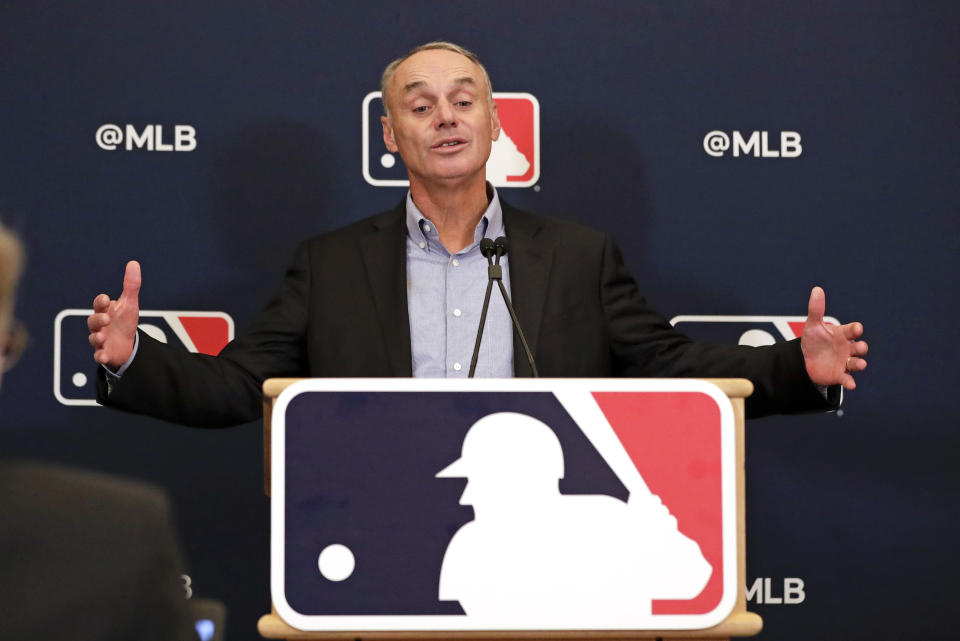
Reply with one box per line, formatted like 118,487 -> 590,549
282,391 -> 626,615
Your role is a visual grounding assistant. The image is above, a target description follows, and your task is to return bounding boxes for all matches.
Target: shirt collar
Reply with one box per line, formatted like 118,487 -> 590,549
405,184 -> 504,253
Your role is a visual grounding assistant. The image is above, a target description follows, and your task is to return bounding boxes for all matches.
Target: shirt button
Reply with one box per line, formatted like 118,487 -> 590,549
453,308 -> 462,317
418,241 -> 426,249
452,259 -> 459,267
423,224 -> 431,232
453,362 -> 462,371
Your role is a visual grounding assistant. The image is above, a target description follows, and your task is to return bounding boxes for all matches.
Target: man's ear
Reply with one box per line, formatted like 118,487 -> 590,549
381,115 -> 399,153
490,100 -> 501,142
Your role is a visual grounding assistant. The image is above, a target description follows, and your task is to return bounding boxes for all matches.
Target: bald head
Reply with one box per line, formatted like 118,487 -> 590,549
380,41 -> 494,119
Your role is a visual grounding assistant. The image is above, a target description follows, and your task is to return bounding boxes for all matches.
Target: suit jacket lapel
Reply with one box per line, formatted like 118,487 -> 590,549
502,200 -> 553,377
359,202 -> 413,376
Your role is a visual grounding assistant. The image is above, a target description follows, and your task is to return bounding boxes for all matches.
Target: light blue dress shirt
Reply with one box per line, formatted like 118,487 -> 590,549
405,188 -> 514,378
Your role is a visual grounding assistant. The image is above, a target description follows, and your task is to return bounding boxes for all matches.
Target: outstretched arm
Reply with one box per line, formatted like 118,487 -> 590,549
92,243 -> 311,427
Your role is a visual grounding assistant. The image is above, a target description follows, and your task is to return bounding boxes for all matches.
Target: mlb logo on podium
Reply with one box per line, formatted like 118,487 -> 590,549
362,92 -> 540,188
270,378 -> 738,632
53,309 -> 233,406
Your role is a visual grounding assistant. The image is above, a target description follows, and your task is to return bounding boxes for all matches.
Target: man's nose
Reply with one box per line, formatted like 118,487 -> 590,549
435,100 -> 457,128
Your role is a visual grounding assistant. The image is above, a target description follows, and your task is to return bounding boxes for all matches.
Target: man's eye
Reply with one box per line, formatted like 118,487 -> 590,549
413,105 -> 429,113
456,101 -> 472,107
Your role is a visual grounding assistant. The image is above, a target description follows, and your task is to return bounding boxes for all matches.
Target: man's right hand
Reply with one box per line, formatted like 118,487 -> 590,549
88,261 -> 141,369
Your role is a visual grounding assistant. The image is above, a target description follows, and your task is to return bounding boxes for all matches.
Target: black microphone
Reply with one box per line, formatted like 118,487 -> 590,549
488,236 -> 539,377
479,237 -> 495,259
493,236 -> 509,263
468,239 -> 498,377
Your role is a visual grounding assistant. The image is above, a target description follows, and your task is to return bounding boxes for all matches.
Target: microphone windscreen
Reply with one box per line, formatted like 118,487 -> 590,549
494,236 -> 510,256
480,238 -> 495,257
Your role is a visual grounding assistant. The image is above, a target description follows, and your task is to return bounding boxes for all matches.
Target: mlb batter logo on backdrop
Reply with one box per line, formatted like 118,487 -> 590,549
54,309 -> 233,406
271,378 -> 737,631
362,92 -> 540,188
670,315 -> 839,345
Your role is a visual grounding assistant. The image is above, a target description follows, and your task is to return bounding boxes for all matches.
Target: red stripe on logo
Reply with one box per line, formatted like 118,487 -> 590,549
592,391 -> 724,615
178,316 -> 230,355
494,98 -> 535,182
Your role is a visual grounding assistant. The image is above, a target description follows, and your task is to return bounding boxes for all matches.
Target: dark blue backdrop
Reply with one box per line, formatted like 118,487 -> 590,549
2,2 -> 957,639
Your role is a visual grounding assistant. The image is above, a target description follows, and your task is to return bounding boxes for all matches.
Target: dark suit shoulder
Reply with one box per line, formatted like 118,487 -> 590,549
0,462 -> 175,541
302,202 -> 405,249
500,199 -> 608,247
0,460 -> 168,512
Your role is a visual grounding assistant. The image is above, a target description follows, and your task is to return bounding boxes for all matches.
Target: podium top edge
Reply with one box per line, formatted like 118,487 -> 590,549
262,378 -> 753,399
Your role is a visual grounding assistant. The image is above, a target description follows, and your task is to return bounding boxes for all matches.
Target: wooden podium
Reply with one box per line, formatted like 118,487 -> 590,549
256,378 -> 762,640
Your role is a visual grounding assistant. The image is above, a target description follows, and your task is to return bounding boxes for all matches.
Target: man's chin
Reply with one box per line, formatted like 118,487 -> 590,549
415,164 -> 487,186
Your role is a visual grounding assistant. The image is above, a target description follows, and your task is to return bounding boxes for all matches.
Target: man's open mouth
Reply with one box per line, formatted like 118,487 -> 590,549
434,139 -> 467,149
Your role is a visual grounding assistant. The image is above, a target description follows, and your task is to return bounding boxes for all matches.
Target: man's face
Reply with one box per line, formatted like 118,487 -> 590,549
381,49 -> 500,186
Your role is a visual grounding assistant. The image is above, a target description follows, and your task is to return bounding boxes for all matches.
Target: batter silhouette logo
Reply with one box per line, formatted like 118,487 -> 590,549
669,315 -> 839,345
53,309 -> 234,406
362,92 -> 540,188
271,379 -> 737,631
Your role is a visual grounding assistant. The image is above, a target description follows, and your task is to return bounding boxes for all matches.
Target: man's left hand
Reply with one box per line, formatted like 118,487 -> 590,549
801,286 -> 868,390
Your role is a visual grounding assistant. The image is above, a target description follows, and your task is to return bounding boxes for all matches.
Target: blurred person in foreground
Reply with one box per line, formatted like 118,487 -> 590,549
0,222 -> 195,641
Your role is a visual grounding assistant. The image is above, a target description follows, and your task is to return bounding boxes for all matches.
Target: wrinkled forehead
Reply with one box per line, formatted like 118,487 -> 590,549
389,49 -> 487,100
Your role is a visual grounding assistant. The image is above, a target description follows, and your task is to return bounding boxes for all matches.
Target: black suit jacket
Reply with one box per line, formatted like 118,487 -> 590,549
0,462 -> 194,641
99,200 -> 833,426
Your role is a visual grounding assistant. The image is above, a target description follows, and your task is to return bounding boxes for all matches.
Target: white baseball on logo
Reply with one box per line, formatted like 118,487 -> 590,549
318,544 -> 356,582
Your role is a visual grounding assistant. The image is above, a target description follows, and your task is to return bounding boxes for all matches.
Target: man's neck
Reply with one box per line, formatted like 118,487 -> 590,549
409,175 -> 490,254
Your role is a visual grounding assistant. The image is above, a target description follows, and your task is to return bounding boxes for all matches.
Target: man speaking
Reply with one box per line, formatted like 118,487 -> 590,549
87,42 -> 867,426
